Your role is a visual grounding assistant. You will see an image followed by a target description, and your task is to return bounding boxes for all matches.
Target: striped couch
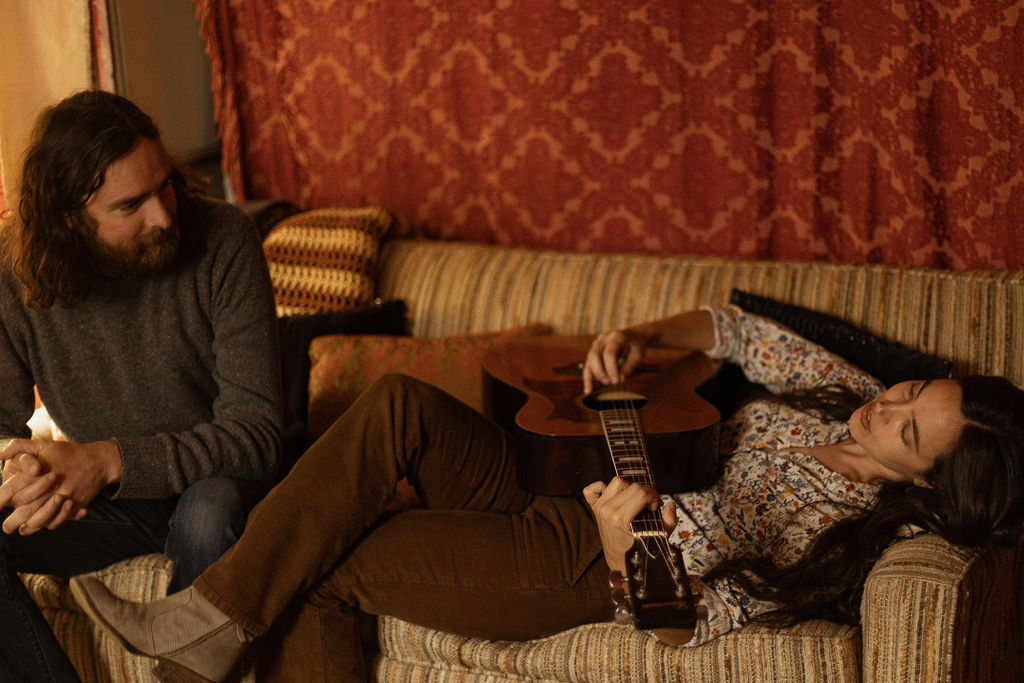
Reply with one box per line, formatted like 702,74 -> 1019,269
24,237 -> 1024,682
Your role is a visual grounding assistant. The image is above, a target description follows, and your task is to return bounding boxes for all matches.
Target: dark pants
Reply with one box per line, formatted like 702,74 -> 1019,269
196,375 -> 613,682
0,477 -> 263,682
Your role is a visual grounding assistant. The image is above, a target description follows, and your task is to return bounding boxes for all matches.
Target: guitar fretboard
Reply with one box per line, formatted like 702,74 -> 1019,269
589,387 -> 698,629
597,405 -> 664,534
599,407 -> 655,486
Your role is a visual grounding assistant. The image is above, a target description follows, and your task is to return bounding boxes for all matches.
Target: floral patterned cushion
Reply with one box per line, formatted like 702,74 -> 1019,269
306,324 -> 551,437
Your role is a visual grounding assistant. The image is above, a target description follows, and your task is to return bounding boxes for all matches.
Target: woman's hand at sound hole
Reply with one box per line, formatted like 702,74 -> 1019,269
583,330 -> 649,394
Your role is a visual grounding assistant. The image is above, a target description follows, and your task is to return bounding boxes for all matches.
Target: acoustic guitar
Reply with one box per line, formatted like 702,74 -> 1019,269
482,335 -> 721,497
481,335 -> 717,633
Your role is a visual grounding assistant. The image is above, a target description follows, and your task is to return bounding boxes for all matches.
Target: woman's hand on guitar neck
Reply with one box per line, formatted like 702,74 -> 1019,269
582,477 -> 678,574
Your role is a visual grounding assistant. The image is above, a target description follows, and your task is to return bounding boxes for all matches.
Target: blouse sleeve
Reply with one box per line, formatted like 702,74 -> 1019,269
685,576 -> 780,646
703,305 -> 883,397
681,464 -> 876,645
685,494 -> 866,646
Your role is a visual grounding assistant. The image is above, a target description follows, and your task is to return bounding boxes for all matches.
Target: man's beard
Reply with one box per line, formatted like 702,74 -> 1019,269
85,222 -> 181,277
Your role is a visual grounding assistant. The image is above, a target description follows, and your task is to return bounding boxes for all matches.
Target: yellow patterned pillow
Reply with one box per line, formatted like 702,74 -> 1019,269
262,207 -> 392,315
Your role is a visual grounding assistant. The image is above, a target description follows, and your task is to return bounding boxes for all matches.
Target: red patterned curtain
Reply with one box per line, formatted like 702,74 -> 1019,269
194,0 -> 1024,269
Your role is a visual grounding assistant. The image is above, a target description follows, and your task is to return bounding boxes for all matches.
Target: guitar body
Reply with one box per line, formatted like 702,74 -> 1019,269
482,336 -> 721,496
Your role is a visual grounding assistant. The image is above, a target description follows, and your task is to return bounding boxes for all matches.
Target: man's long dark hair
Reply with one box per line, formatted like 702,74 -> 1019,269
2,90 -> 167,308
706,375 -> 1024,626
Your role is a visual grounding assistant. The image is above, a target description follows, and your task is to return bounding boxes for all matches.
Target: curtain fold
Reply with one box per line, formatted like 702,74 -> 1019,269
193,0 -> 1024,269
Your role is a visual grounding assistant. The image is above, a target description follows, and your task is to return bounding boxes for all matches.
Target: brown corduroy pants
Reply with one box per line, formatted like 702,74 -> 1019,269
194,374 -> 612,681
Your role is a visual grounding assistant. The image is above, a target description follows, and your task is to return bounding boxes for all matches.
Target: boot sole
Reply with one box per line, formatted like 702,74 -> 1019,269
154,658 -> 216,683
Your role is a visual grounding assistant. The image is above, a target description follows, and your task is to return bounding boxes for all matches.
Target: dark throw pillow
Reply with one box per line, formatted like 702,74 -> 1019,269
697,290 -> 954,419
277,299 -> 409,469
729,289 -> 953,386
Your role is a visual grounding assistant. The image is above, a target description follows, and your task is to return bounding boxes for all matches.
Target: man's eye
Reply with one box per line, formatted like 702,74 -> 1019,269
901,424 -> 910,447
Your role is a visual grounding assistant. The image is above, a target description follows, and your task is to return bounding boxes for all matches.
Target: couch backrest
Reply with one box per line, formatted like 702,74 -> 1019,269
375,239 -> 1024,386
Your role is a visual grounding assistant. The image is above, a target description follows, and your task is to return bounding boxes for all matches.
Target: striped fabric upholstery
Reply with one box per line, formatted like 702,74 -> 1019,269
23,555 -> 256,683
860,535 -> 976,683
864,534 -> 1024,683
377,618 -> 861,682
376,239 -> 1024,385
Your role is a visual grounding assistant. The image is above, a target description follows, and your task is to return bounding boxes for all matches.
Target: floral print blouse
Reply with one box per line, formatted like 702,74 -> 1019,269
669,306 -> 885,646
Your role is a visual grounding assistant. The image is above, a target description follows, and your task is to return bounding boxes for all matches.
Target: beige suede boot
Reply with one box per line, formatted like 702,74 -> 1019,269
69,575 -> 251,683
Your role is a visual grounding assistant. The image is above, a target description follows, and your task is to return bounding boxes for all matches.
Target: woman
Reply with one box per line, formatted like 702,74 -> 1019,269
69,307 -> 1024,682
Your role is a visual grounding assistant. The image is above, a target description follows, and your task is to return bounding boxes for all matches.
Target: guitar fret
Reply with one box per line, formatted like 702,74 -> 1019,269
618,468 -> 648,479
632,530 -> 668,538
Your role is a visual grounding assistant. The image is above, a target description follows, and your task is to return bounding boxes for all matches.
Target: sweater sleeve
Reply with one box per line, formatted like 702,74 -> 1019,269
0,290 -> 35,442
110,209 -> 284,498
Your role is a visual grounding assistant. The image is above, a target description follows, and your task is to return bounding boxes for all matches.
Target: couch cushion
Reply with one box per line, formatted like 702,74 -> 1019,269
23,555 -> 257,682
375,617 -> 861,682
277,299 -> 409,467
263,207 -> 392,315
24,555 -> 172,682
693,288 -> 957,417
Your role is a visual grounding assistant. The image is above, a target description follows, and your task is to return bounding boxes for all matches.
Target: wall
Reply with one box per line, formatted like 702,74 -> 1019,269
0,1 -> 220,212
107,0 -> 218,161
0,1 -> 93,211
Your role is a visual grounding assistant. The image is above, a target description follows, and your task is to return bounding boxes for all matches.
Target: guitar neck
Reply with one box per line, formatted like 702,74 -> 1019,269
598,405 -> 670,534
593,392 -> 698,633
598,406 -> 655,487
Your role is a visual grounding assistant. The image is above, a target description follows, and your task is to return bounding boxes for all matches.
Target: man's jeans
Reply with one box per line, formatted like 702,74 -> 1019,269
0,478 -> 263,682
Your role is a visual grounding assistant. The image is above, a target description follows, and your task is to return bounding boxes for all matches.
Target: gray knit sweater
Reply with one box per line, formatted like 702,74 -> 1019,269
0,195 -> 283,499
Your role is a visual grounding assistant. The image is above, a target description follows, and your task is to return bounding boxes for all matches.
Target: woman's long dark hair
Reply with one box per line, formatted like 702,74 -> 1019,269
705,375 -> 1024,625
2,90 -> 163,308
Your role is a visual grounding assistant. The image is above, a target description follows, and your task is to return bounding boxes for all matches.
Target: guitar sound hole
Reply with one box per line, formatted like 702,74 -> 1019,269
583,390 -> 647,411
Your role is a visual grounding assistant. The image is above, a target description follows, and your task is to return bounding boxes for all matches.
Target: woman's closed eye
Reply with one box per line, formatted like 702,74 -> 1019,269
903,381 -> 930,451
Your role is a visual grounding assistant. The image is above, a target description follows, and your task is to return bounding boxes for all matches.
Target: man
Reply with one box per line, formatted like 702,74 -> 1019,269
0,90 -> 282,681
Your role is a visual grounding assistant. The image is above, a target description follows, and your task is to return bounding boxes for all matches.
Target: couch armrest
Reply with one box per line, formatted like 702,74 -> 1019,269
861,533 -> 1024,683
